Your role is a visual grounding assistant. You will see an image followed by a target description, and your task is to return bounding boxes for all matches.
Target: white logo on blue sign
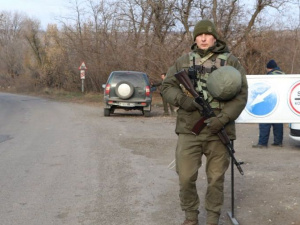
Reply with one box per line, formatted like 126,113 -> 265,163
245,82 -> 279,117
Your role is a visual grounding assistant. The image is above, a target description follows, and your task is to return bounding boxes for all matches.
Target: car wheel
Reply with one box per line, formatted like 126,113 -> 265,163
143,105 -> 151,117
144,110 -> 151,117
104,108 -> 111,116
115,81 -> 134,99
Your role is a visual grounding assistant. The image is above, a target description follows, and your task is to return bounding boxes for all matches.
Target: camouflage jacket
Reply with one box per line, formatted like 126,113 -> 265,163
161,41 -> 248,140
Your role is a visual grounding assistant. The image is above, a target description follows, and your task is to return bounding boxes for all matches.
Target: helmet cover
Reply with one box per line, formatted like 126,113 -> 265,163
207,66 -> 242,101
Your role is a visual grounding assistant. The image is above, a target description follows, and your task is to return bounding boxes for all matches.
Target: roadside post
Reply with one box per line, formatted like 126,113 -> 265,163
79,62 -> 87,93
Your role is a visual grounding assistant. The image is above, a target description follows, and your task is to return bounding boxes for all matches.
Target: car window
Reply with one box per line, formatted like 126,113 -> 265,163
111,72 -> 147,86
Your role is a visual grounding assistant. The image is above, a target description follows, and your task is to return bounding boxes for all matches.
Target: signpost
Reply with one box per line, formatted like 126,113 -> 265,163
79,62 -> 87,93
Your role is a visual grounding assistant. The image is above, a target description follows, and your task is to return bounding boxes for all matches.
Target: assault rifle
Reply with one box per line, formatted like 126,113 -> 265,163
175,70 -> 244,175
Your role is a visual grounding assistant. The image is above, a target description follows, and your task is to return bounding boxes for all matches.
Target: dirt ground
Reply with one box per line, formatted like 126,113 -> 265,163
150,93 -> 300,225
230,123 -> 300,225
3,91 -> 298,225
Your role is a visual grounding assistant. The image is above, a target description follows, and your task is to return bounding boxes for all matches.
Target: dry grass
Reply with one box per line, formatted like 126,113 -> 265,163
1,88 -> 164,107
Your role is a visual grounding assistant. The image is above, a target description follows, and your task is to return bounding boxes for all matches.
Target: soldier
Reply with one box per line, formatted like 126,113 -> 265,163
161,20 -> 248,225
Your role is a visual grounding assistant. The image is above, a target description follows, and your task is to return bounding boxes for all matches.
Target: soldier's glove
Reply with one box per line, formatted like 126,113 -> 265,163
205,113 -> 230,134
178,95 -> 198,112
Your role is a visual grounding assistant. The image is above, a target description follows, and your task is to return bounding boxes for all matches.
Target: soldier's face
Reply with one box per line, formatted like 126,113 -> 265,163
195,34 -> 216,50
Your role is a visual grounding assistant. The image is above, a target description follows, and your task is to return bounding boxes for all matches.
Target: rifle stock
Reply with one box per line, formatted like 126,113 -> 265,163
174,70 -> 244,175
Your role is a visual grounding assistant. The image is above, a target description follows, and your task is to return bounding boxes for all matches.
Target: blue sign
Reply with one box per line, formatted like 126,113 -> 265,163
245,82 -> 279,117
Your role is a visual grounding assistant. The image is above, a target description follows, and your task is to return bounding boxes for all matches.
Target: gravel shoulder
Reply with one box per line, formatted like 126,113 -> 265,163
150,97 -> 300,225
103,94 -> 300,225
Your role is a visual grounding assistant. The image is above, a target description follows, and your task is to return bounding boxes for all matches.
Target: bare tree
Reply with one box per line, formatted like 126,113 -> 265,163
289,0 -> 300,73
0,11 -> 25,78
1,0 -> 299,92
173,0 -> 194,42
23,19 -> 45,67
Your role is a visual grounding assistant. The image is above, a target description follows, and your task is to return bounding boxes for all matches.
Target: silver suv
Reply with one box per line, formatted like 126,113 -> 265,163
102,71 -> 152,117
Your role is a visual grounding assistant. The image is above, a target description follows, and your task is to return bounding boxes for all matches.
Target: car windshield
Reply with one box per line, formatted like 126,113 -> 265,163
111,72 -> 147,86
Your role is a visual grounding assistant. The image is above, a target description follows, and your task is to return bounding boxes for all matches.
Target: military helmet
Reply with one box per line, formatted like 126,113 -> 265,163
207,66 -> 242,101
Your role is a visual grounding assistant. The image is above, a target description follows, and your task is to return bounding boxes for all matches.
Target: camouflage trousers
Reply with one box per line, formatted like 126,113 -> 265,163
176,133 -> 230,224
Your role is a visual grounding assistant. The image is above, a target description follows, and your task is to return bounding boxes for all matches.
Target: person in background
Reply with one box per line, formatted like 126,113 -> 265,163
161,19 -> 248,225
152,73 -> 176,116
252,59 -> 285,148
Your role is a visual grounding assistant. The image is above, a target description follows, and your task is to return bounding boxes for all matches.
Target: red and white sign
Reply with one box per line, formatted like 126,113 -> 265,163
78,62 -> 87,70
80,70 -> 85,79
288,82 -> 300,115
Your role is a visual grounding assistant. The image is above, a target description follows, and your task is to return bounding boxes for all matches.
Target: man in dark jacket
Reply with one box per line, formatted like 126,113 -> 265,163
161,20 -> 248,225
152,73 -> 176,115
252,59 -> 285,148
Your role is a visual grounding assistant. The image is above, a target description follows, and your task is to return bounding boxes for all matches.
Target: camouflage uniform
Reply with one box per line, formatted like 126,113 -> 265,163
161,36 -> 248,224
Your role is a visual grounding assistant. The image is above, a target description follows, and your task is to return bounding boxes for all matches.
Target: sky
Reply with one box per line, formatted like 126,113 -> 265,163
1,0 -> 299,30
1,0 -> 70,29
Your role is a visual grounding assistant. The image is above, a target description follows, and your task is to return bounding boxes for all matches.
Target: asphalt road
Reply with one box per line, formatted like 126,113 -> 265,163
0,92 -> 180,225
0,92 -> 299,225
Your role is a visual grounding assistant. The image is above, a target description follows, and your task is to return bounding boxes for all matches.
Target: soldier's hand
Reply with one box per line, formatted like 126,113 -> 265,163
205,117 -> 223,134
205,113 -> 230,134
179,95 -> 197,112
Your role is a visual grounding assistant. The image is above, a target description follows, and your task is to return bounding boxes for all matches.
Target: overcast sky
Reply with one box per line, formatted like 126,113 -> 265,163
2,0 -> 299,30
1,0 -> 69,29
